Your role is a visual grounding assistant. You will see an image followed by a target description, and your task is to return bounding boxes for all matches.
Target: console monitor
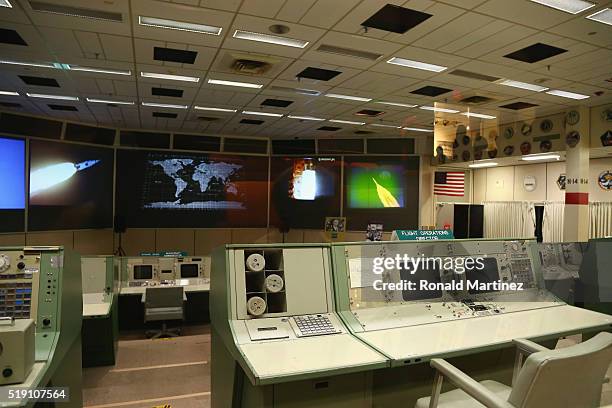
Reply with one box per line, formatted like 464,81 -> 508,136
399,262 -> 442,301
132,264 -> 153,280
466,257 -> 501,294
180,263 -> 200,279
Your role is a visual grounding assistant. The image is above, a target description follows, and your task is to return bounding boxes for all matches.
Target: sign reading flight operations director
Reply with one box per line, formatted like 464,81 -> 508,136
348,254 -> 525,295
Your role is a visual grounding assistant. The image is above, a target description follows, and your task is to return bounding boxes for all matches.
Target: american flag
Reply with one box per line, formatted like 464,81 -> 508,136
434,171 -> 465,197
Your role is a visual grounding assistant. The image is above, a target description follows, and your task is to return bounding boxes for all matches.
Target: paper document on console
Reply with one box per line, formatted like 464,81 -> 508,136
348,258 -> 379,289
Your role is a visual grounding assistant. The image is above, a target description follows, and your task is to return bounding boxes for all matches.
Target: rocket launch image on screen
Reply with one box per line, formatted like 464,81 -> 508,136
28,140 -> 114,230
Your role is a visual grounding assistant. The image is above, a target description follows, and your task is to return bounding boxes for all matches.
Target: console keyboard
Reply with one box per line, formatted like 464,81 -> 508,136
293,314 -> 341,337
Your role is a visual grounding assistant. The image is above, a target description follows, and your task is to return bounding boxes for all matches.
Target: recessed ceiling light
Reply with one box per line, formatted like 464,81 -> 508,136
0,0 -> 12,8
375,101 -> 418,108
0,59 -> 56,69
26,93 -> 78,101
138,16 -> 222,35
67,65 -> 131,76
460,112 -> 497,119
141,72 -> 200,83
233,30 -> 309,48
242,110 -> 283,117
529,0 -> 595,14
29,1 -> 123,21
86,98 -> 134,105
0,90 -> 19,96
497,79 -> 549,92
521,153 -> 561,161
141,101 -> 188,109
402,127 -> 434,132
329,119 -> 365,125
194,106 -> 237,113
287,115 -> 325,121
370,123 -> 401,128
586,8 -> 612,25
386,57 -> 447,72
469,161 -> 498,168
325,93 -> 372,102
419,106 -> 460,113
207,79 -> 263,89
545,89 -> 590,99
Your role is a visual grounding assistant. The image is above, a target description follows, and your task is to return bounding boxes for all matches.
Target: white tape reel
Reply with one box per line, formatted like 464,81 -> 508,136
247,296 -> 266,316
246,253 -> 265,272
265,274 -> 284,293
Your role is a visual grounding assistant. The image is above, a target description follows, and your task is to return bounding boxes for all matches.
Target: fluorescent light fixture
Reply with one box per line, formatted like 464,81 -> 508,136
468,161 -> 498,168
233,30 -> 309,48
325,93 -> 372,102
0,59 -> 56,69
586,8 -> 612,25
0,91 -> 19,96
67,65 -> 131,76
207,79 -> 262,89
497,79 -> 549,92
242,110 -> 283,117
521,153 -> 561,161
86,98 -> 134,105
460,112 -> 497,119
138,16 -> 222,35
375,101 -> 418,108
26,93 -> 78,101
529,0 -> 595,14
287,115 -> 325,121
402,127 -> 434,132
0,0 -> 12,8
419,106 -> 460,113
141,72 -> 200,83
194,106 -> 237,113
386,57 -> 447,72
141,102 -> 188,109
329,119 -> 365,125
546,89 -> 590,99
370,123 -> 401,128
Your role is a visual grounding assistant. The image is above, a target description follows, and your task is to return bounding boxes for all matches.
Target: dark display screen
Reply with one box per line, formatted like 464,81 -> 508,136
400,262 -> 442,301
28,139 -> 114,230
180,264 -> 199,278
133,265 -> 153,280
466,258 -> 500,294
270,157 -> 341,229
116,149 -> 268,227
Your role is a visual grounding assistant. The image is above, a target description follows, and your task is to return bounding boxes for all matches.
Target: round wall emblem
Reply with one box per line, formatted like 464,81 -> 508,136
520,141 -> 532,155
540,119 -> 553,132
540,140 -> 552,152
566,110 -> 580,125
521,123 -> 532,136
566,130 -> 580,148
503,127 -> 514,139
601,108 -> 611,122
503,145 -> 514,156
523,175 -> 537,192
598,170 -> 612,191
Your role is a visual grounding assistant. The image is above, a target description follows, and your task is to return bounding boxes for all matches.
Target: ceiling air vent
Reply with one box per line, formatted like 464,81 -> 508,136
316,44 -> 382,61
29,1 -> 123,22
449,69 -> 500,82
460,95 -> 495,104
231,59 -> 271,75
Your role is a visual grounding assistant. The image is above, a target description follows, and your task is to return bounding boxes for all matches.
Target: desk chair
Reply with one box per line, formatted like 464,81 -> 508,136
416,332 -> 612,408
144,286 -> 184,339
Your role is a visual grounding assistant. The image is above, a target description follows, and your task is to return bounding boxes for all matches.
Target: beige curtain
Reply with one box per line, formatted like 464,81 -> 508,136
590,202 -> 612,239
483,202 -> 535,239
542,202 -> 565,243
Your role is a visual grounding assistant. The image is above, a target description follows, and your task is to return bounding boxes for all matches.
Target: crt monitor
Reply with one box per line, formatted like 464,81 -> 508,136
466,257 -> 500,294
399,261 -> 443,301
132,264 -> 153,280
180,263 -> 200,279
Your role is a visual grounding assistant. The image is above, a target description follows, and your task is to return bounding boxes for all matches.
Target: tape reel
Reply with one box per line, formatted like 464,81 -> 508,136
246,254 -> 265,272
247,296 -> 266,316
265,274 -> 284,293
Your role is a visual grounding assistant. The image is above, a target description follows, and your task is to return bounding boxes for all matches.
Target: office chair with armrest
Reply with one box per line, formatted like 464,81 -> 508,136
144,286 -> 184,339
415,331 -> 612,408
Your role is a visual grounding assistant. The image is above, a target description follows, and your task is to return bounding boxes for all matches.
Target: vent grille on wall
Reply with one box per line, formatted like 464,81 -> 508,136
316,44 -> 382,61
29,1 -> 123,22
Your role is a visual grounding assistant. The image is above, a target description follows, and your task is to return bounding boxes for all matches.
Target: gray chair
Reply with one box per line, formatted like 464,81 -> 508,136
144,286 -> 184,339
415,332 -> 612,408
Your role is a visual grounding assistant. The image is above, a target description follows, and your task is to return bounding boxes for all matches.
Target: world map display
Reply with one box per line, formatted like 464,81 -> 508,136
143,157 -> 245,209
